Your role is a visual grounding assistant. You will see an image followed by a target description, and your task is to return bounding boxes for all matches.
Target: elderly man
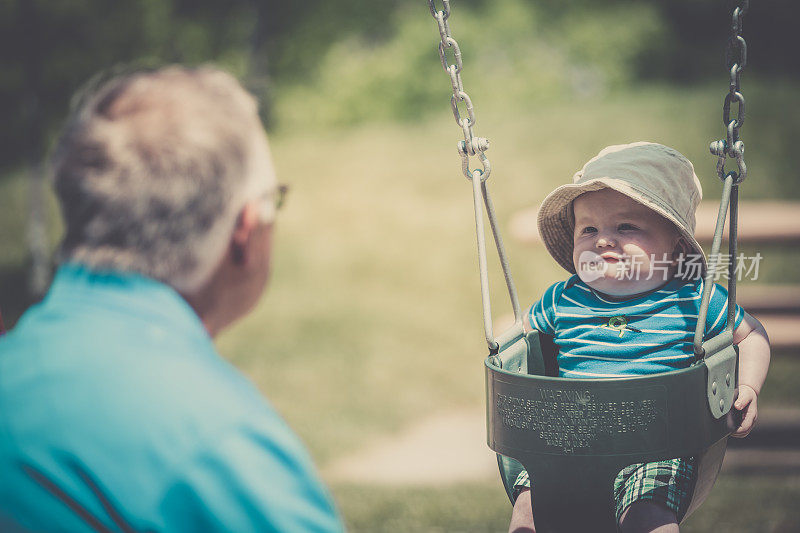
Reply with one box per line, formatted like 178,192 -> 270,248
0,67 -> 343,532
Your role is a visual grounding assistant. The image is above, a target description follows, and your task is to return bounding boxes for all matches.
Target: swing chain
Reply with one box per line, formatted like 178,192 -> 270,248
427,0 -> 491,181
710,0 -> 748,184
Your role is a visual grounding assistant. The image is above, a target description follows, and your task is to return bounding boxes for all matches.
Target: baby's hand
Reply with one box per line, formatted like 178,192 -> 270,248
731,384 -> 758,438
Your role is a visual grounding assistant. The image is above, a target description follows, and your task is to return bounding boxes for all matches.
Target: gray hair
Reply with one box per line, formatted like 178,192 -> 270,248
51,65 -> 275,293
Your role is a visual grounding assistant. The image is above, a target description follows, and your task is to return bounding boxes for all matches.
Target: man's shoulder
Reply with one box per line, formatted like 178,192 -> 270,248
0,297 -> 278,460
93,333 -> 276,449
0,318 -> 340,532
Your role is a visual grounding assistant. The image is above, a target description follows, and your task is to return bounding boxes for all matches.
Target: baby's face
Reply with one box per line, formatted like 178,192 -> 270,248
572,189 -> 681,297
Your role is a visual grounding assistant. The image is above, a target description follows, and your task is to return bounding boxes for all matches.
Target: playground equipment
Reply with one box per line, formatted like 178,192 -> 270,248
427,1 -> 751,530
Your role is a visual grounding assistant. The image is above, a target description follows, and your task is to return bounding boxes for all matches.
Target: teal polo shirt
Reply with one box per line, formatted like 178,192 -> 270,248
0,264 -> 343,532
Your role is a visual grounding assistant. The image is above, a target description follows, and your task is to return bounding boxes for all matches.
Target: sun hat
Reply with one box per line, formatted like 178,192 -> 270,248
537,141 -> 705,274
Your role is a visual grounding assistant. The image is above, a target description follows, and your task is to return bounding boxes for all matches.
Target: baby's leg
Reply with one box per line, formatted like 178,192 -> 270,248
619,500 -> 679,533
508,488 -> 535,533
615,458 -> 694,533
510,487 -> 678,533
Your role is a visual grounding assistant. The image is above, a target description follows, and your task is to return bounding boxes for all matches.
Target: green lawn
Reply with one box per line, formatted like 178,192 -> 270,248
1,81 -> 799,530
333,476 -> 800,532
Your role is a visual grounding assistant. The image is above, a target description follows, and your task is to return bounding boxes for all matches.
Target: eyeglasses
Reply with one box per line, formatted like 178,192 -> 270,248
273,183 -> 289,211
256,183 -> 289,222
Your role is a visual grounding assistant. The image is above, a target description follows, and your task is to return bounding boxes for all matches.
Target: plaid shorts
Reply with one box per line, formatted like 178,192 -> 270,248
513,458 -> 695,523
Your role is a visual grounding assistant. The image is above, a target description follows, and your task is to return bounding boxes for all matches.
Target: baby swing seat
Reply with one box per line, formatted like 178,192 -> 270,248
486,326 -> 738,532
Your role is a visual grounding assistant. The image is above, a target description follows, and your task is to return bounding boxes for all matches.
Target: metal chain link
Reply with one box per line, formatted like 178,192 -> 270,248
696,1 -> 749,357
427,1 -> 522,352
427,0 -> 491,181
709,0 -> 749,184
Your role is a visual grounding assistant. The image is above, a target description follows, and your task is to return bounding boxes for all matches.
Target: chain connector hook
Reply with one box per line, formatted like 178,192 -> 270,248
710,139 -> 727,157
459,136 -> 490,156
459,141 -> 491,181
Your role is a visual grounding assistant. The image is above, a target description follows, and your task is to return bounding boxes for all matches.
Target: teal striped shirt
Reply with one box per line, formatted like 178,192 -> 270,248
528,275 -> 744,378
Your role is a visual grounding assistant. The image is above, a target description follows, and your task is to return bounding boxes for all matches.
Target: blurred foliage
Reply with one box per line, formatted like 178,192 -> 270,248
642,0 -> 800,82
1,0 -> 798,168
0,0 -> 256,171
274,0 -> 664,128
333,475 -> 800,532
273,0 -> 800,129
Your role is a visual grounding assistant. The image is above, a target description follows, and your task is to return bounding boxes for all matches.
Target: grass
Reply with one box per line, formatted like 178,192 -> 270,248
1,81 -> 799,530
333,476 -> 800,532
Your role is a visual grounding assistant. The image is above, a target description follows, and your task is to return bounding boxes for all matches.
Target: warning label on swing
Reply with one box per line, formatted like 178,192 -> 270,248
494,384 -> 667,454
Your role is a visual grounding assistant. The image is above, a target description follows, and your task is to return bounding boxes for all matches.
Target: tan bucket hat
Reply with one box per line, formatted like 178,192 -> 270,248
537,142 -> 706,274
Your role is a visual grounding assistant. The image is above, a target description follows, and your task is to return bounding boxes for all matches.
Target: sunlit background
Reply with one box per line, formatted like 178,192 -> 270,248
1,1 -> 798,530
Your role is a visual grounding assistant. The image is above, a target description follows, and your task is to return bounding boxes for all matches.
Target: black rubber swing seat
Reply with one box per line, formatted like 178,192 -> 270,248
485,326 -> 739,533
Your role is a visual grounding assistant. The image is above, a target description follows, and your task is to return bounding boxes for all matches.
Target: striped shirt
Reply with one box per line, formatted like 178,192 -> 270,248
527,275 -> 744,378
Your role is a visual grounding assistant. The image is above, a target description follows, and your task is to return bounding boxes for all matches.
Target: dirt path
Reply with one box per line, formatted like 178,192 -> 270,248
323,409 -> 498,485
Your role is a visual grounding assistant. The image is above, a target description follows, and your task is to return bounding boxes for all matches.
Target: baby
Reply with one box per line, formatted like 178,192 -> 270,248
509,143 -> 771,533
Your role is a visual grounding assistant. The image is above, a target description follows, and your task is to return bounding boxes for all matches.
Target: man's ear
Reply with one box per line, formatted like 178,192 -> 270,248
231,202 -> 260,265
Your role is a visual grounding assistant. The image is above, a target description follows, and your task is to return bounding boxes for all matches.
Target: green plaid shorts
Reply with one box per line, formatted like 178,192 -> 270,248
513,458 -> 695,523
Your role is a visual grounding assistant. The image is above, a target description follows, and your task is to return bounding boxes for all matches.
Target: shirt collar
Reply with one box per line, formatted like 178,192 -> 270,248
580,276 -> 687,305
45,263 -> 211,343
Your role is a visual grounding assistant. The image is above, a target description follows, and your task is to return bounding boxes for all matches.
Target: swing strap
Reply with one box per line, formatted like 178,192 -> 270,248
427,0 -> 522,352
694,0 -> 749,357
691,0 -> 749,420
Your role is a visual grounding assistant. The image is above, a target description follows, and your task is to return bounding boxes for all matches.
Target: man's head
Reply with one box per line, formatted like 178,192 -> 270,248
52,66 -> 281,333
